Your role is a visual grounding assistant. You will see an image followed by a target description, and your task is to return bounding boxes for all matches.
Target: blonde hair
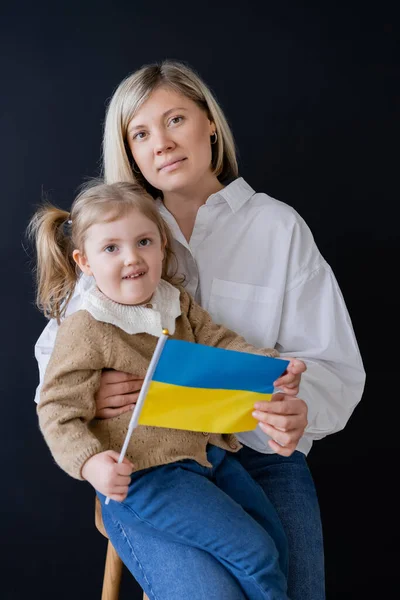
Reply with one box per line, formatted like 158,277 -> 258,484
102,60 -> 238,196
28,181 -> 180,323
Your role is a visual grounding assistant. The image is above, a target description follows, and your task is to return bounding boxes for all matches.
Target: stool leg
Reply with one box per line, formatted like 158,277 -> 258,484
101,540 -> 123,600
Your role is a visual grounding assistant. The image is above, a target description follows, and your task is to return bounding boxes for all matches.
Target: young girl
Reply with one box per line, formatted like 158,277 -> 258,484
30,180 -> 306,600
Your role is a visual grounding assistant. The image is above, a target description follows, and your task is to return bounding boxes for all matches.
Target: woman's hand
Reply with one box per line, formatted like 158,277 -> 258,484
81,450 -> 134,502
95,370 -> 144,419
273,358 -> 307,396
252,394 -> 308,457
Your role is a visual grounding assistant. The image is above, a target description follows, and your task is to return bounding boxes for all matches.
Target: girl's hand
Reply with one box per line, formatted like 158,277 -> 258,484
273,358 -> 307,396
81,450 -> 134,501
95,370 -> 144,419
252,394 -> 308,457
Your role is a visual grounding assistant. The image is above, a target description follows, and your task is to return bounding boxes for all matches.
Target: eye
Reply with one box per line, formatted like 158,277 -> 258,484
104,245 -> 118,253
168,116 -> 184,126
133,131 -> 147,141
138,238 -> 151,247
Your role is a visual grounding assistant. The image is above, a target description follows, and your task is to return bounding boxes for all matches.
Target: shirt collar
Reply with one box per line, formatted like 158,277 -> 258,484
80,279 -> 181,336
206,177 -> 256,213
155,177 -> 256,217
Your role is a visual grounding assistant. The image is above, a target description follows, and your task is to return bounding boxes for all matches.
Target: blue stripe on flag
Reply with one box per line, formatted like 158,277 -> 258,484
152,339 -> 289,393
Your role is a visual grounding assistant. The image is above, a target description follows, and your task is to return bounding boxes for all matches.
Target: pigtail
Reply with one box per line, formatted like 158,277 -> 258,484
27,204 -> 78,323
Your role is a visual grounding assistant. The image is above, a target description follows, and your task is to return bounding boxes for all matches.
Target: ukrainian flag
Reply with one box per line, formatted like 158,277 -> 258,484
138,339 -> 289,433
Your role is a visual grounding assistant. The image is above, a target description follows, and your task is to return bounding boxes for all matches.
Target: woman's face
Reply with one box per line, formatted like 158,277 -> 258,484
126,86 -> 216,195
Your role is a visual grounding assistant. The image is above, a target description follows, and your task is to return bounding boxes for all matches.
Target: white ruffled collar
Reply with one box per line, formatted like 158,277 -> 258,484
80,279 -> 181,336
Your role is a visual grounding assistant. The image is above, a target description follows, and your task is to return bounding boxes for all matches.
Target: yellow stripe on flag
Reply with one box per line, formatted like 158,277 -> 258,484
138,380 -> 272,433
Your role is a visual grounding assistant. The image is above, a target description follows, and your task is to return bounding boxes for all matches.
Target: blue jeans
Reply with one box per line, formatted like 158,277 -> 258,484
101,447 -> 325,599
233,447 -> 325,600
99,445 -> 289,600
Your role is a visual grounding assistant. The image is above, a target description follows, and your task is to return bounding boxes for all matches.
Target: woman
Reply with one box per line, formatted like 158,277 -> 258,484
34,60 -> 366,600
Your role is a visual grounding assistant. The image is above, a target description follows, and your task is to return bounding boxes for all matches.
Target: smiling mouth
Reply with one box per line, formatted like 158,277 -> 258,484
122,272 -> 146,280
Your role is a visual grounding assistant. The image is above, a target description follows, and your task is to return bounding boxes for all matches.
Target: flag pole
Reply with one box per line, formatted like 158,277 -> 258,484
105,328 -> 170,505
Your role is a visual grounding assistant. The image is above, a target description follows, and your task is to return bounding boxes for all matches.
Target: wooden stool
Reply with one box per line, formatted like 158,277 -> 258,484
95,496 -> 149,600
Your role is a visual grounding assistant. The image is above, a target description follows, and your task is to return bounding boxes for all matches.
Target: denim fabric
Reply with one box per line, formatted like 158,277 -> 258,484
233,448 -> 325,600
99,445 -> 289,600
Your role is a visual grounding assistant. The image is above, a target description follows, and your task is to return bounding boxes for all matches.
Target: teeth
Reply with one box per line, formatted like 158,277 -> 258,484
124,272 -> 144,279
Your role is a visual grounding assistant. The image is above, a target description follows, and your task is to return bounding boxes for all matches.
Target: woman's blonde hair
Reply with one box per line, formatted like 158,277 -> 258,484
28,181 -> 180,323
102,60 -> 238,196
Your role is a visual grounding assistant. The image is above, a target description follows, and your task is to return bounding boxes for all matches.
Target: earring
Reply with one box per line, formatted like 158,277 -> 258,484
132,161 -> 141,174
211,131 -> 218,145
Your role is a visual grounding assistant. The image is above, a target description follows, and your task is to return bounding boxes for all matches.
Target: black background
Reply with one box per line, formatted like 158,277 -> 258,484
1,1 -> 398,598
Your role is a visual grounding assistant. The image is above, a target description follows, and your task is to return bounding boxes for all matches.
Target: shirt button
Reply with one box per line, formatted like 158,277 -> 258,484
145,303 -> 153,309
202,432 -> 209,436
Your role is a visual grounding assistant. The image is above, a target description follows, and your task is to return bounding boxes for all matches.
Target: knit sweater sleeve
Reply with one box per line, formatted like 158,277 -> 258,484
181,288 -> 279,358
37,311 -> 112,480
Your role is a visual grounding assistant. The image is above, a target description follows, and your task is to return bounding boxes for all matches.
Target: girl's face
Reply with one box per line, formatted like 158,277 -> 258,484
126,86 -> 216,196
73,208 -> 165,305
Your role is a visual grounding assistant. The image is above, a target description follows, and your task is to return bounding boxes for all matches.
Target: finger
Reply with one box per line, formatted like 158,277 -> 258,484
286,359 -> 307,373
274,369 -> 304,387
257,396 -> 307,415
96,404 -> 135,419
274,371 -> 295,383
107,492 -> 128,502
100,392 -> 140,408
254,411 -> 306,435
274,360 -> 306,384
279,385 -> 300,396
102,381 -> 143,399
107,478 -> 130,490
106,452 -> 134,470
116,462 -> 134,475
274,377 -> 299,390
104,450 -> 123,463
292,359 -> 307,373
253,404 -> 301,419
254,393 -> 285,409
113,478 -> 131,489
113,475 -> 133,489
104,451 -> 133,474
281,379 -> 299,388
103,400 -> 137,413
253,396 -> 292,413
258,422 -> 296,448
252,412 -> 297,431
101,370 -> 143,384
267,439 -> 294,457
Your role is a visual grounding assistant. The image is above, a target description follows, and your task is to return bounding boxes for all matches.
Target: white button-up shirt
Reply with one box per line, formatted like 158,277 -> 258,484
34,177 -> 366,456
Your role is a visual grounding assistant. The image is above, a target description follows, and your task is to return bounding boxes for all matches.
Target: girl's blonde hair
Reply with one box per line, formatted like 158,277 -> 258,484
102,60 -> 238,196
28,181 -> 180,323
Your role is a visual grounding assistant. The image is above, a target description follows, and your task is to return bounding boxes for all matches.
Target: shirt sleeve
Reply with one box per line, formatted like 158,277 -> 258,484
33,275 -> 93,403
276,216 -> 366,440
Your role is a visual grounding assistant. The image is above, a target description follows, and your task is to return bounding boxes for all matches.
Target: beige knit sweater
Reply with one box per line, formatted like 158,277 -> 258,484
38,283 -> 279,480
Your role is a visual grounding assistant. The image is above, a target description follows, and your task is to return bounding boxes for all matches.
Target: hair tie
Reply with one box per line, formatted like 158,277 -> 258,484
61,216 -> 72,238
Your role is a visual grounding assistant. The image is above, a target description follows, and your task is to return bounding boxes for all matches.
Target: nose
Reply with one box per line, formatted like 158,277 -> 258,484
123,248 -> 142,266
153,130 -> 176,155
